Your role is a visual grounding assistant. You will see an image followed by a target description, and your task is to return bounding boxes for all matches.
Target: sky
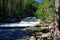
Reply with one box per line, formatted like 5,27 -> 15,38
35,0 -> 41,3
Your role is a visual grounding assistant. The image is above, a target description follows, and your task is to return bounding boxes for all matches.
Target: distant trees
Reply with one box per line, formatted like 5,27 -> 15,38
0,0 -> 38,19
0,0 -> 55,23
34,0 -> 55,22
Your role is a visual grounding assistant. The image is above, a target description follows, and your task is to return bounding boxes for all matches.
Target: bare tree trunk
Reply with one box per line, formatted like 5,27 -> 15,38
53,0 -> 60,38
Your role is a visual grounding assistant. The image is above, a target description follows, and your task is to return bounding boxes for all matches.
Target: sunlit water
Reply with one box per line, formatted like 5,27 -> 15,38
0,17 -> 41,40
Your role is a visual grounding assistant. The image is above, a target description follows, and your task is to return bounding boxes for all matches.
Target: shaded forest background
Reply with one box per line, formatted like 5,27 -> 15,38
0,0 -> 55,22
